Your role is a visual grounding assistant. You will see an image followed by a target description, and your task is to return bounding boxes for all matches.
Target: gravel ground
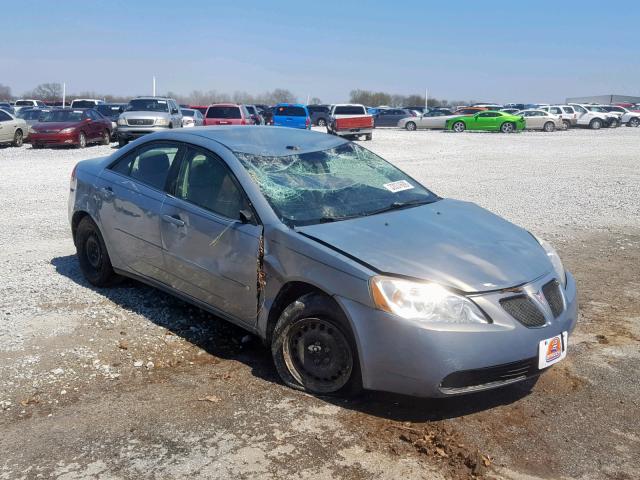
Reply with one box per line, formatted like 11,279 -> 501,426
0,127 -> 639,479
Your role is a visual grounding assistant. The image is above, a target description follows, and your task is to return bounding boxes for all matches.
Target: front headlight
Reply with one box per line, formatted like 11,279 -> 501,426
117,118 -> 127,126
155,118 -> 170,126
370,276 -> 488,324
533,235 -> 566,288
60,127 -> 75,134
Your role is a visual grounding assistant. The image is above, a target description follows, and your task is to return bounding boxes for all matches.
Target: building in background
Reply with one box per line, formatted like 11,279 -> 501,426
566,94 -> 640,104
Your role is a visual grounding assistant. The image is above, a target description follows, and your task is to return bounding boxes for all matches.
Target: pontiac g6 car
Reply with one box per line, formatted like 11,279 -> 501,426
69,127 -> 577,398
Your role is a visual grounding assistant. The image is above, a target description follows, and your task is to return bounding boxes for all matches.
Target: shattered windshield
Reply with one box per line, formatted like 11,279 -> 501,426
235,143 -> 438,226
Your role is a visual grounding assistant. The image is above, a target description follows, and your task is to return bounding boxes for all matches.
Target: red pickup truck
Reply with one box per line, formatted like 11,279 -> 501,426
327,104 -> 373,140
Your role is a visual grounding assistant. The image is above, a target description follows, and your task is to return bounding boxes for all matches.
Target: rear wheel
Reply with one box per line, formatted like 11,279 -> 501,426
317,118 -> 327,127
500,122 -> 515,133
101,130 -> 110,145
609,119 -> 619,128
543,121 -> 555,132
75,217 -> 120,287
12,130 -> 23,147
562,119 -> 571,129
629,117 -> 640,127
272,293 -> 362,396
589,118 -> 602,130
77,132 -> 86,148
365,133 -> 372,141
452,121 -> 466,133
405,121 -> 417,131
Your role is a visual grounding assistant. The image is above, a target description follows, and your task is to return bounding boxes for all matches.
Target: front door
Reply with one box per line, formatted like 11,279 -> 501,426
160,145 -> 262,326
97,141 -> 182,282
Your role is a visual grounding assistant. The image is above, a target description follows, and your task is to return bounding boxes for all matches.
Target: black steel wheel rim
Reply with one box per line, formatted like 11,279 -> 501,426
85,234 -> 102,270
285,317 -> 353,392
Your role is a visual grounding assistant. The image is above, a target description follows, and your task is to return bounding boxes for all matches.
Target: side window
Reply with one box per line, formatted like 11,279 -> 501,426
573,105 -> 586,113
562,107 -> 574,114
175,148 -> 248,219
110,143 -> 180,190
0,111 -> 11,121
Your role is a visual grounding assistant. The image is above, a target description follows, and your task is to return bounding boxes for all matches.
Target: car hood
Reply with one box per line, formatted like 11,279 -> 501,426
297,198 -> 551,293
32,122 -> 79,131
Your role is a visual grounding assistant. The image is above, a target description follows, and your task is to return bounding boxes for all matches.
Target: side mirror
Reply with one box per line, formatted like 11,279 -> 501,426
239,209 -> 254,224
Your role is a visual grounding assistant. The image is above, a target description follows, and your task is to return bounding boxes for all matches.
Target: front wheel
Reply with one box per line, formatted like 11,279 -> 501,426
543,121 -> 555,132
271,293 -> 362,396
101,130 -> 110,145
452,121 -> 466,133
317,118 -> 327,127
12,130 -> 23,147
500,122 -> 515,133
562,120 -> 571,129
405,121 -> 417,131
77,132 -> 87,148
629,117 -> 640,127
75,217 -> 120,287
590,119 -> 602,130
365,133 -> 372,141
609,119 -> 619,128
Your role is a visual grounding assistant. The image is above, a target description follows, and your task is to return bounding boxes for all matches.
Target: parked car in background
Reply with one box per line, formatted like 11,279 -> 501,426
254,104 -> 272,124
30,108 -> 111,148
189,105 -> 208,115
14,99 -> 47,112
504,103 -> 527,111
500,108 -> 521,115
454,106 -> 488,115
272,104 -> 311,129
567,104 -> 614,130
180,108 -> 204,127
373,108 -> 414,127
117,97 -> 183,146
446,111 -> 525,133
96,104 -> 126,139
204,104 -> 252,126
16,107 -> 51,127
399,110 -> 460,131
71,99 -> 105,109
0,102 -> 15,115
538,105 -> 577,129
244,105 -> 264,125
327,104 -> 373,140
518,110 -> 564,132
0,109 -> 28,147
583,105 -> 620,127
600,105 -> 640,127
307,105 -> 331,127
69,126 -> 576,398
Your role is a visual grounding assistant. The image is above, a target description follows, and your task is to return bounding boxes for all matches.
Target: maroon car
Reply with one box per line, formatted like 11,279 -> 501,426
30,109 -> 112,148
204,103 -> 253,126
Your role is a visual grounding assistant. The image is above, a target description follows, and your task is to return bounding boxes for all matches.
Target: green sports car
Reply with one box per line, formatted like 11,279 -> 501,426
445,111 -> 526,133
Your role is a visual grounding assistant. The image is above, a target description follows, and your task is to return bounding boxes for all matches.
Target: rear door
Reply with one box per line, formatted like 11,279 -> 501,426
97,141 -> 182,282
160,145 -> 262,326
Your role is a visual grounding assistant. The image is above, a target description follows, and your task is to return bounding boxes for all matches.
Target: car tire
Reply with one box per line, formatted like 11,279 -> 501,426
365,134 -> 372,141
562,120 -> 571,129
317,118 -> 327,127
500,122 -> 515,133
452,121 -> 466,133
589,118 -> 602,130
12,130 -> 23,147
32,143 -> 43,149
405,121 -> 417,131
271,292 -> 362,396
118,137 -> 128,148
77,132 -> 87,148
629,117 -> 640,127
75,217 -> 120,287
101,130 -> 110,145
543,121 -> 555,132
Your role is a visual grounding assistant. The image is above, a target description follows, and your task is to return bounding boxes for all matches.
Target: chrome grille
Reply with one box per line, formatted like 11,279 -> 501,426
500,295 -> 546,327
542,280 -> 564,318
127,118 -> 154,126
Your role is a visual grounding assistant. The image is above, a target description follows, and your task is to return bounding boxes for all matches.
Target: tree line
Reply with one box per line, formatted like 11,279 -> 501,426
1,82 -> 472,107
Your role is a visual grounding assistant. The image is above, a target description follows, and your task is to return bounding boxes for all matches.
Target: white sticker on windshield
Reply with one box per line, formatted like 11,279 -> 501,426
157,100 -> 166,104
383,180 -> 414,193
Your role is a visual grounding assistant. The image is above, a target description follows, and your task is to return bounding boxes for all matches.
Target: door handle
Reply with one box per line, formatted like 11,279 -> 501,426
162,214 -> 185,227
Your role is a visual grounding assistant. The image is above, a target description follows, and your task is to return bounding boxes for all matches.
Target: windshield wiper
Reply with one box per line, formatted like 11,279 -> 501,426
363,199 -> 434,217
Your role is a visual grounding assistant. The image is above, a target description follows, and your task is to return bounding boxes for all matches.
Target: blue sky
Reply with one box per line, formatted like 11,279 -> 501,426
3,1 -> 640,103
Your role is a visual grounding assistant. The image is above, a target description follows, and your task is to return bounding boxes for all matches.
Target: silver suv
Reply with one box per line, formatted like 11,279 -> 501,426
117,97 -> 182,147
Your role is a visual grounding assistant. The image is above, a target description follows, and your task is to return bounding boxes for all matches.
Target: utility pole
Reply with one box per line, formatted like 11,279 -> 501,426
425,88 -> 428,110
62,82 -> 66,108
153,76 -> 156,97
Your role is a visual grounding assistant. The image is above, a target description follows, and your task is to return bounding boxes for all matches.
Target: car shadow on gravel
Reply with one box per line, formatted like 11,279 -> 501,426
51,253 -> 536,422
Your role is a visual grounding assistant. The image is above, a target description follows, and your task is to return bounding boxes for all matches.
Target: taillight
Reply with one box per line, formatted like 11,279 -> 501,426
240,119 -> 246,125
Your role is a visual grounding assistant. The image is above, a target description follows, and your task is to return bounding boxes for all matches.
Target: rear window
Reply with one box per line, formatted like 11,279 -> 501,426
275,106 -> 306,116
206,106 -> 241,119
181,109 -> 195,117
15,100 -> 34,106
71,100 -> 97,108
562,107 -> 574,113
334,106 -> 365,115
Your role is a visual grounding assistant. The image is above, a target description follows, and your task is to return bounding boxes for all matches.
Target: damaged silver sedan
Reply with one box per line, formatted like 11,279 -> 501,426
69,126 -> 577,397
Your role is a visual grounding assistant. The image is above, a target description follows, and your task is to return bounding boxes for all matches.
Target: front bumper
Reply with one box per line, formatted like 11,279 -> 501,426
336,271 -> 577,398
117,125 -> 171,140
30,131 -> 78,146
